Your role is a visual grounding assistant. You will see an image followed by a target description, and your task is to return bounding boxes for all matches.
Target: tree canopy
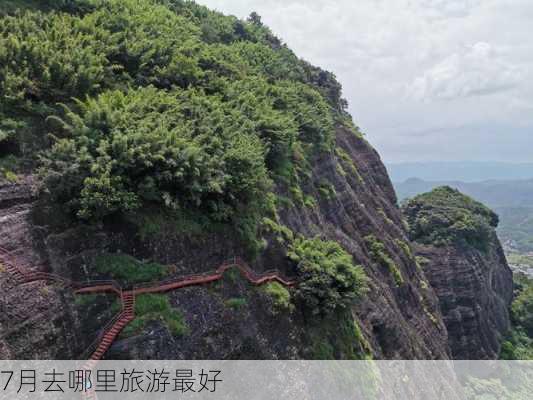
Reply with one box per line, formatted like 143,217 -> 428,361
402,186 -> 499,251
0,0 -> 354,249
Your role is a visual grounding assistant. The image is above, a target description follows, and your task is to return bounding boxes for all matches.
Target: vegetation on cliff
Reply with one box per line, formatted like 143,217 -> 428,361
0,0 -> 358,251
402,186 -> 499,251
0,0 -> 369,324
288,237 -> 367,315
501,274 -> 533,359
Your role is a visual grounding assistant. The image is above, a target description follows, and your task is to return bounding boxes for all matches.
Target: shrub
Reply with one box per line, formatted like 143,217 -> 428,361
94,253 -> 170,284
309,310 -> 372,360
225,297 -> 247,310
124,294 -> 187,337
263,282 -> 293,313
0,11 -> 112,104
84,0 -> 203,89
41,87 -> 271,222
288,237 -> 367,315
2,0 -> 353,251
500,275 -> 533,359
394,239 -> 414,260
365,235 -> 404,286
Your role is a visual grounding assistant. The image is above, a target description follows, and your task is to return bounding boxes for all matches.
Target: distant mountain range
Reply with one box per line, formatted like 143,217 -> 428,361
394,177 -> 533,208
387,162 -> 533,183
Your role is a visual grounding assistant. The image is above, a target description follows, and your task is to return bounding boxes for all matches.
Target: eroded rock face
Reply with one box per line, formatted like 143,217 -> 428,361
0,177 -> 79,359
0,127 -> 452,360
104,127 -> 450,360
414,241 -> 513,359
402,187 -> 513,359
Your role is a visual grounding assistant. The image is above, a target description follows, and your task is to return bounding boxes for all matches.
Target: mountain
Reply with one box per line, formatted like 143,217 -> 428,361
387,162 -> 533,183
394,178 -> 533,252
402,187 -> 513,359
0,0 -> 512,361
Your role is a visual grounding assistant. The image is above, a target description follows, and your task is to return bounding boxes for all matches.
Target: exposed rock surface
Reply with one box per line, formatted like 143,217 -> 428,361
0,177 -> 117,359
0,177 -> 77,359
403,187 -> 513,359
1,127 -> 451,360
3,132 -> 512,361
414,243 -> 512,359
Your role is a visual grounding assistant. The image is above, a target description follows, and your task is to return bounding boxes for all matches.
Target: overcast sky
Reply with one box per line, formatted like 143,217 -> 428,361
196,0 -> 533,163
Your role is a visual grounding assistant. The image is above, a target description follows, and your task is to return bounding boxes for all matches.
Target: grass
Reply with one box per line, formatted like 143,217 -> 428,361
310,311 -> 372,360
223,267 -> 243,284
74,293 -> 121,313
126,208 -> 216,241
335,147 -> 364,183
122,294 -> 187,337
224,297 -> 247,310
394,239 -> 414,260
378,208 -> 394,226
415,255 -> 430,270
94,253 -> 173,284
318,179 -> 336,200
262,282 -> 293,313
0,155 -> 22,182
261,217 -> 294,244
303,195 -> 317,209
365,235 -> 404,286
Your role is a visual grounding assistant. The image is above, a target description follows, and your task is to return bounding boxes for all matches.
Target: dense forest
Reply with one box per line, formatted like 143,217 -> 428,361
0,0 -> 367,317
0,0 -> 354,232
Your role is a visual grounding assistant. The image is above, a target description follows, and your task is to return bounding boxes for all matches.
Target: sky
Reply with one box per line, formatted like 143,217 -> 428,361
196,0 -> 533,163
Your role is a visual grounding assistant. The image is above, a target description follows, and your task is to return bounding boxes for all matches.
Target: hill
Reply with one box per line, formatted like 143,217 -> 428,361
394,178 -> 533,252
402,187 -> 513,359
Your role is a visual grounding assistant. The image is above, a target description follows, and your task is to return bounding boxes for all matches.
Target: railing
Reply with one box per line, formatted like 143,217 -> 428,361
74,280 -> 123,295
80,291 -> 136,361
3,244 -> 297,361
79,308 -> 123,361
132,257 -> 296,292
79,289 -> 127,361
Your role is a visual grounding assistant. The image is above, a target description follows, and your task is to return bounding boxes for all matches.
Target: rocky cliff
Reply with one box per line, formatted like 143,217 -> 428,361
402,187 -> 513,359
0,126 -> 450,360
0,0 -> 512,361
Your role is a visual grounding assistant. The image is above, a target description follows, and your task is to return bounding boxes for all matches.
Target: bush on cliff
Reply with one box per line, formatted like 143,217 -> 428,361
288,237 -> 368,315
40,87 -> 271,223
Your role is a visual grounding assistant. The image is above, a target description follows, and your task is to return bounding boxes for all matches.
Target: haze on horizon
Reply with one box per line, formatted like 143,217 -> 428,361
197,0 -> 533,164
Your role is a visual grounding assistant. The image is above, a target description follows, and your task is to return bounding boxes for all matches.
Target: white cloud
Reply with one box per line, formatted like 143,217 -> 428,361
409,42 -> 522,101
419,0 -> 482,18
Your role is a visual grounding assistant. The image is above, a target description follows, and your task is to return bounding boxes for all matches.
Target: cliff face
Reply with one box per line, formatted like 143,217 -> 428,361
402,187 -> 513,359
0,135 -> 514,361
414,243 -> 512,359
0,126 -> 451,360
0,1 -> 512,362
106,125 -> 450,360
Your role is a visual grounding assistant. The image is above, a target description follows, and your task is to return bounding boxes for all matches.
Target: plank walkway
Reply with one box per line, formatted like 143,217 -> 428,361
0,246 -> 296,362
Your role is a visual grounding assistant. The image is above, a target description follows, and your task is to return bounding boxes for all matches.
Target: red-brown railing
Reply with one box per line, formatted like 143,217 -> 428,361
1,246 -> 297,362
